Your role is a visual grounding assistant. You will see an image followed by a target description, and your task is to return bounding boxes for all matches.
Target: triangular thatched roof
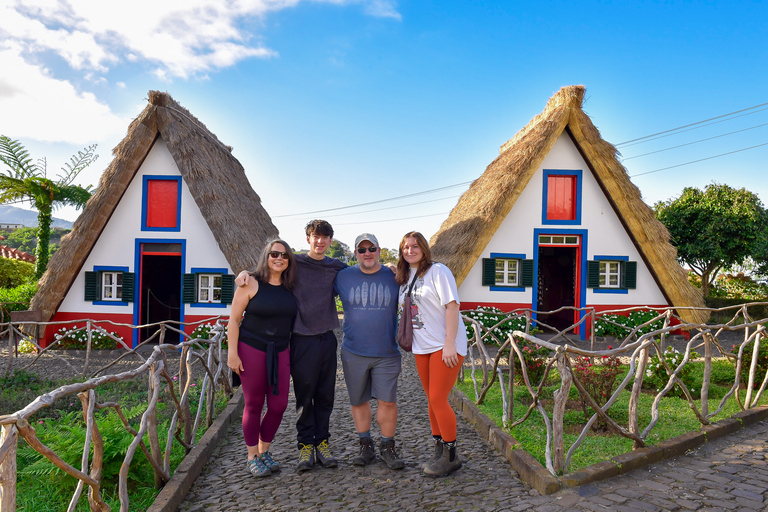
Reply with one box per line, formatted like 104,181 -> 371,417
31,90 -> 279,323
430,85 -> 707,323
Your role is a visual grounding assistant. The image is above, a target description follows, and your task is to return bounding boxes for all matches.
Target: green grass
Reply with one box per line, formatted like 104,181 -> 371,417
456,359 -> 767,474
2,369 -> 229,512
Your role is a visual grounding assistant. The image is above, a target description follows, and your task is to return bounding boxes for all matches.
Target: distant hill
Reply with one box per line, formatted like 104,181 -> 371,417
0,205 -> 74,229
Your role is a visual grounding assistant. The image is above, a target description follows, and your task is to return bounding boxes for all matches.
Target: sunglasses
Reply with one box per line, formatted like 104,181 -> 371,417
269,251 -> 289,259
357,247 -> 378,254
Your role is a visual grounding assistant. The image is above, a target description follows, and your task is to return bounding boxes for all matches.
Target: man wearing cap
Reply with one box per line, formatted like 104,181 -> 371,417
333,233 -> 404,469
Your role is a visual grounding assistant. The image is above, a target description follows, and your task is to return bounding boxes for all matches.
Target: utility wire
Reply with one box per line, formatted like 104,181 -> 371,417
318,195 -> 459,218
621,122 -> 768,161
333,211 -> 450,226
273,181 -> 471,218
616,102 -> 768,147
630,142 -> 768,177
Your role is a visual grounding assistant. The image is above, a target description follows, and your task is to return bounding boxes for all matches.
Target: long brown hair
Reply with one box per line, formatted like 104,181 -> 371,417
253,239 -> 296,290
396,231 -> 433,285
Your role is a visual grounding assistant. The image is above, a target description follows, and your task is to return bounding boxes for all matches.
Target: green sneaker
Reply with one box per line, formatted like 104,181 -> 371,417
315,439 -> 338,468
297,443 -> 315,473
260,451 -> 280,472
246,457 -> 271,478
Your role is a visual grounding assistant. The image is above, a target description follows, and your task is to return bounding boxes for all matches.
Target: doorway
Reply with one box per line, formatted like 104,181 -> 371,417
140,251 -> 182,344
537,246 -> 577,331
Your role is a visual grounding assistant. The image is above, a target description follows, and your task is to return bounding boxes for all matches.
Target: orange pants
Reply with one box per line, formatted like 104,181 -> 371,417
414,350 -> 465,442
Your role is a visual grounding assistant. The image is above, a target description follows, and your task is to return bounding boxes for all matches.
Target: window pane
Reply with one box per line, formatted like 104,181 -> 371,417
565,236 -> 578,244
104,273 -> 113,285
200,275 -> 209,287
213,289 -> 222,301
609,275 -> 619,286
540,236 -> 551,244
553,236 -> 564,244
609,262 -> 619,273
104,287 -> 113,299
200,289 -> 209,301
509,260 -> 517,271
116,273 -> 122,286
214,275 -> 222,288
599,262 -> 606,273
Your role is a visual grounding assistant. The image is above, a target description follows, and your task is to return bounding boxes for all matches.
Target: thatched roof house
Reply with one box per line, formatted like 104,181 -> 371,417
430,85 -> 706,325
31,91 -> 278,338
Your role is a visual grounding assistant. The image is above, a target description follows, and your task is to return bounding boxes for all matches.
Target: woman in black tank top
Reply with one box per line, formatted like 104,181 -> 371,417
228,240 -> 297,478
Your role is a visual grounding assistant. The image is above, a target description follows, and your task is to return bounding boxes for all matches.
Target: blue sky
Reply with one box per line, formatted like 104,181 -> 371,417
1,0 -> 767,253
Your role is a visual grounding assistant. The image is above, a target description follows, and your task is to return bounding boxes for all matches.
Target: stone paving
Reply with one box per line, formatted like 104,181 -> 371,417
178,351 -> 768,512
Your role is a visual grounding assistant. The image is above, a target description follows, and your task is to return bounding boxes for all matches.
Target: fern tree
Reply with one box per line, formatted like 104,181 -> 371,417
0,136 -> 96,278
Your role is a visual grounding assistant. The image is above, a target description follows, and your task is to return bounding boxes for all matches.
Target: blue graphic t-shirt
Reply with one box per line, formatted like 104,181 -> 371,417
334,265 -> 400,358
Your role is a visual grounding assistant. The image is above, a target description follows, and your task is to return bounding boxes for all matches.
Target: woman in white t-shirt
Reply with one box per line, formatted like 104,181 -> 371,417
396,231 -> 468,477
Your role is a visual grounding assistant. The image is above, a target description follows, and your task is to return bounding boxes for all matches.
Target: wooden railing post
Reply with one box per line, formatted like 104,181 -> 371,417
0,424 -> 18,512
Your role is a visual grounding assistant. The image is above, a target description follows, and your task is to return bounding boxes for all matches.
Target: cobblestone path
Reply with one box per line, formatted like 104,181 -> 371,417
178,353 -> 768,512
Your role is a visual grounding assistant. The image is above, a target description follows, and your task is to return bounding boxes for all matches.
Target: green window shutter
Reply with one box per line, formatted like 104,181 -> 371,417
622,261 -> 637,289
221,274 -> 235,304
587,261 -> 601,288
482,258 -> 496,286
183,273 -> 197,304
122,272 -> 135,303
84,271 -> 99,301
521,259 -> 534,287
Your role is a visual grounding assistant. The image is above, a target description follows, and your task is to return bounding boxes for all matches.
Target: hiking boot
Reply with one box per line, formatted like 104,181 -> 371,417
423,442 -> 462,477
297,443 -> 315,472
246,457 -> 271,478
314,439 -> 338,468
352,437 -> 375,466
260,451 -> 280,472
379,439 -> 405,470
422,437 -> 443,470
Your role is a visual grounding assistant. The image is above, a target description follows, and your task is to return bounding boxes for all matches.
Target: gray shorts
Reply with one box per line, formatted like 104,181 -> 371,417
341,348 -> 401,406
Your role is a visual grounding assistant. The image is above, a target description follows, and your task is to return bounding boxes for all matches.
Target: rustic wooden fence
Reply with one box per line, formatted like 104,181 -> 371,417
0,318 -> 232,512
461,304 -> 768,476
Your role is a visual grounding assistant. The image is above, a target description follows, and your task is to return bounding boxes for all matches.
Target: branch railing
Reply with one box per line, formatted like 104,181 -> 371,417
460,303 -> 768,476
0,318 -> 233,512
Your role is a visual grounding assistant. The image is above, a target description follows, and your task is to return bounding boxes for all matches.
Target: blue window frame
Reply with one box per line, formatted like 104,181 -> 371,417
141,175 -> 182,232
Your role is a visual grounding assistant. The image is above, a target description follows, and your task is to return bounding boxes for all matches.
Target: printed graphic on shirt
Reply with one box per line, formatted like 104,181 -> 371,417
399,276 -> 425,329
348,280 -> 392,310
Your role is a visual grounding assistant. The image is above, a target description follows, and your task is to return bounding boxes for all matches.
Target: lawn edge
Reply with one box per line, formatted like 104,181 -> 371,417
449,387 -> 768,495
147,387 -> 244,512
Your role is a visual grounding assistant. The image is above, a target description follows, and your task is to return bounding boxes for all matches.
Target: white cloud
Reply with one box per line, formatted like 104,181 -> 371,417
0,45 -> 126,143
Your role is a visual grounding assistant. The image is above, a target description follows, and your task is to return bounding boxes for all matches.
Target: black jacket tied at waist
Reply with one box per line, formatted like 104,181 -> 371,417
238,326 -> 289,395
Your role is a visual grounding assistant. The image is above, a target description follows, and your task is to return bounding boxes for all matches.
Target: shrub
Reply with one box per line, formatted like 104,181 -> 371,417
190,322 -> 227,349
0,282 -> 38,319
593,309 -> 664,338
52,325 -> 121,350
463,306 -> 540,344
644,346 -> 700,398
732,338 -> 768,390
0,258 -> 35,287
572,350 -> 623,431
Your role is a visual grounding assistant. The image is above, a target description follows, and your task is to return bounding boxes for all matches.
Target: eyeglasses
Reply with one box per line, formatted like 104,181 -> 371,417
357,247 -> 378,254
269,251 -> 289,259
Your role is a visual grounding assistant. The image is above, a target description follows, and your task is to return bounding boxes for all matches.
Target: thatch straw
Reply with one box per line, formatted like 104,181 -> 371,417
30,91 -> 279,325
430,85 -> 706,324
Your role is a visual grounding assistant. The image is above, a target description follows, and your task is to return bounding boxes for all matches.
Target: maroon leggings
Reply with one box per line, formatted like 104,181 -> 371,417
238,341 -> 290,446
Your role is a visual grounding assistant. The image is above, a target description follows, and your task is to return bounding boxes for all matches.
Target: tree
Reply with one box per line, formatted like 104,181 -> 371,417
0,136 -> 96,278
654,183 -> 768,297
379,248 -> 399,265
4,227 -> 38,253
328,239 -> 352,262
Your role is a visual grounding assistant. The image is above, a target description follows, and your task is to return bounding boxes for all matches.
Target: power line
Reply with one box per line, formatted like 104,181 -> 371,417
621,122 -> 768,161
273,181 -> 472,218
318,195 -> 459,218
629,141 -> 768,178
616,102 -> 768,147
333,211 -> 450,226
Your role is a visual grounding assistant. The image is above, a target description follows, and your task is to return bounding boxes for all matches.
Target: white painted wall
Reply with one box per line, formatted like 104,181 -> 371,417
58,138 -> 232,316
459,133 -> 667,306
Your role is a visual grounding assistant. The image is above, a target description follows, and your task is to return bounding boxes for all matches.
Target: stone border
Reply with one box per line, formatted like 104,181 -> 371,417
147,388 -> 244,512
449,388 -> 768,495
